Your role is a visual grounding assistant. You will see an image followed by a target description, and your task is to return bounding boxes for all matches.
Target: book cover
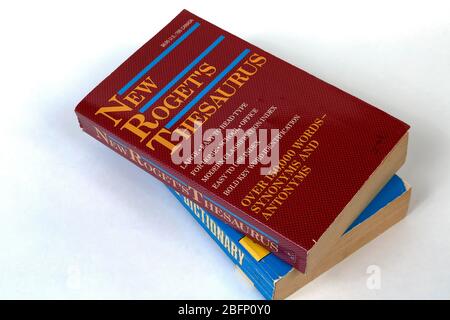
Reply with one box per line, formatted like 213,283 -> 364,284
75,9 -> 409,271
169,175 -> 410,299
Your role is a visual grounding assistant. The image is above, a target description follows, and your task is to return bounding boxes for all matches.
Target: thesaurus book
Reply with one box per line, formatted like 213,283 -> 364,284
75,9 -> 410,272
169,175 -> 411,299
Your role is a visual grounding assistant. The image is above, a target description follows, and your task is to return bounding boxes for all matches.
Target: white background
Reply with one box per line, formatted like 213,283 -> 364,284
1,0 -> 449,299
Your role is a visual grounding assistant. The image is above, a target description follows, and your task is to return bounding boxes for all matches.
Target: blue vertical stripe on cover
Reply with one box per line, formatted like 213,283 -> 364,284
118,22 -> 201,95
139,35 -> 225,113
165,48 -> 251,129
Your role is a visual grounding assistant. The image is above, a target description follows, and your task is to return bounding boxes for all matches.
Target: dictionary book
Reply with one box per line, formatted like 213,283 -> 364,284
169,175 -> 411,299
75,9 -> 410,272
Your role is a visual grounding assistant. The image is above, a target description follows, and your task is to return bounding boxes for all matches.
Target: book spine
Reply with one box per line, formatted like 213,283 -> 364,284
76,112 -> 307,271
168,187 -> 279,299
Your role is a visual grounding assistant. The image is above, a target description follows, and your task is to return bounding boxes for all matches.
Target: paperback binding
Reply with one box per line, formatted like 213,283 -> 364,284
169,175 -> 411,299
75,9 -> 409,272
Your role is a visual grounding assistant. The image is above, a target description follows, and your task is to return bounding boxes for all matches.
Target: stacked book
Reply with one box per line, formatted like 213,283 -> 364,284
75,10 -> 411,299
168,175 -> 410,299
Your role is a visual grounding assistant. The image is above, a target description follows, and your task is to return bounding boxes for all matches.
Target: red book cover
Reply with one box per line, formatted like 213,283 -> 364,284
75,9 -> 409,272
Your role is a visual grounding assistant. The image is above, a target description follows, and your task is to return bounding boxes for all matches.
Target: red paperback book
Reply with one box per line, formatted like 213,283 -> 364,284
75,9 -> 409,272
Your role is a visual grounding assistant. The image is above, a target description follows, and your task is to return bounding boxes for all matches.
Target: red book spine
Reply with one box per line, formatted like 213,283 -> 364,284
76,112 -> 307,271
